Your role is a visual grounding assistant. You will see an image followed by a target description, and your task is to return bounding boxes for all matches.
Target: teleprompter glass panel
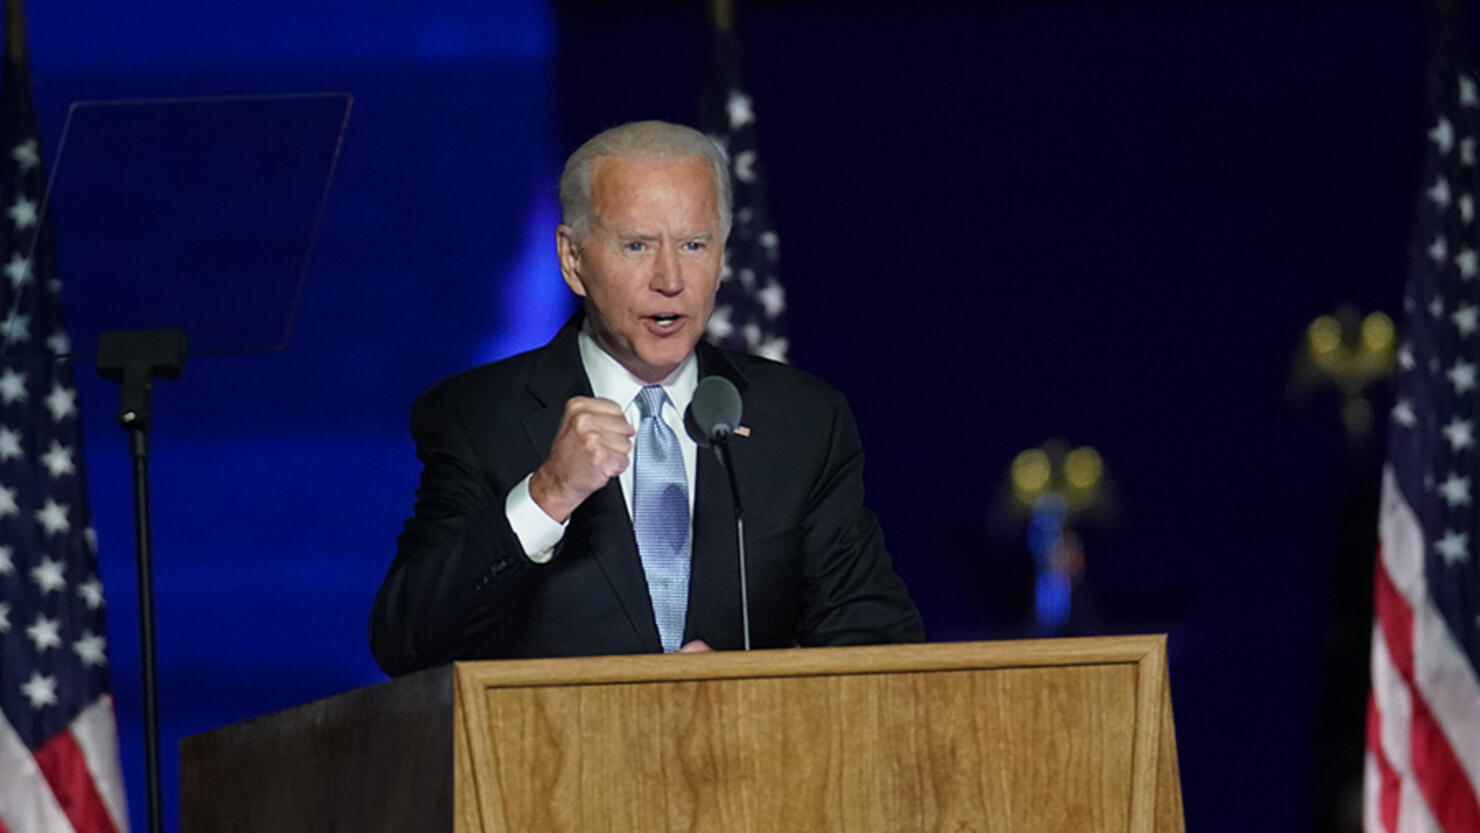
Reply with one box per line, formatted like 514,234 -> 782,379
17,93 -> 352,359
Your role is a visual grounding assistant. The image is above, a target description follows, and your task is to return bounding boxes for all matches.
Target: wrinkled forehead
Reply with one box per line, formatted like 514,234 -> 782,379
588,154 -> 719,226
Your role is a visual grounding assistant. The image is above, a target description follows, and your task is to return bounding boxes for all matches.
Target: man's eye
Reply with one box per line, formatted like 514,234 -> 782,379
625,241 -> 646,252
682,241 -> 706,252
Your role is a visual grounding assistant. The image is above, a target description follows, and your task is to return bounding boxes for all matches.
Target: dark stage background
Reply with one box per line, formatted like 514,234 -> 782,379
20,1 -> 1426,831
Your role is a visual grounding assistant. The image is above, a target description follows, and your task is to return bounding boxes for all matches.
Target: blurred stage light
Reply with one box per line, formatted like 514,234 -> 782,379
1012,448 -> 1052,497
1362,311 -> 1394,352
1291,304 -> 1396,440
1309,315 -> 1341,356
1064,446 -> 1102,490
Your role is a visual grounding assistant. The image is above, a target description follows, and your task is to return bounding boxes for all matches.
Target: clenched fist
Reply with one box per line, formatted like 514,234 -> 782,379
528,396 -> 634,523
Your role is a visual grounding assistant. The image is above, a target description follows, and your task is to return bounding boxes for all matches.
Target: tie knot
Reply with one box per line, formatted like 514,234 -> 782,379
636,385 -> 667,419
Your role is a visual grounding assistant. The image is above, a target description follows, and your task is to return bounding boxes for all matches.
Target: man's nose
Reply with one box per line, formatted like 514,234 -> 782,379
649,244 -> 683,295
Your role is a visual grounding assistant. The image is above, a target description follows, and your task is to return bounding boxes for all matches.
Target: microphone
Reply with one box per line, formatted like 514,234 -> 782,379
685,376 -> 742,446
684,375 -> 751,650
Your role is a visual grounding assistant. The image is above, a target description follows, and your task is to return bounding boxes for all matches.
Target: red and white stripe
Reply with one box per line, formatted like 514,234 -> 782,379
1365,467 -> 1480,833
0,697 -> 128,833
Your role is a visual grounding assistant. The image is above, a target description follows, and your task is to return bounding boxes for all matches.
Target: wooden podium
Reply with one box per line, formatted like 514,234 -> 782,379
181,635 -> 1183,832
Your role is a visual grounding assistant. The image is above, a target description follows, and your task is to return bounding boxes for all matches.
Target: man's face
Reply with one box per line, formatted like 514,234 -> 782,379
557,155 -> 724,383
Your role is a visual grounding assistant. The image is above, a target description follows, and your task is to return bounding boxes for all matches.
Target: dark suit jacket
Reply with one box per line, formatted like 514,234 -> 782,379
369,316 -> 923,675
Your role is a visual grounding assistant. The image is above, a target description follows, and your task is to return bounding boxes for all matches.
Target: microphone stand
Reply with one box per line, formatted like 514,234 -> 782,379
713,433 -> 750,650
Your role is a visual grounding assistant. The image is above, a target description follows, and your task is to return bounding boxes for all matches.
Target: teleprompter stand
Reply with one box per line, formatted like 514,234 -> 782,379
32,93 -> 353,833
94,328 -> 185,833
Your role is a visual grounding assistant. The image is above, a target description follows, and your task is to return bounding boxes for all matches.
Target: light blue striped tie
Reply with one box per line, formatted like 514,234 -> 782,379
633,385 -> 690,652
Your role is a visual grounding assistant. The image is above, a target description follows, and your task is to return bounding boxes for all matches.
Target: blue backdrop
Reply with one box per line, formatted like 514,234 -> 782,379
20,1 -> 1425,831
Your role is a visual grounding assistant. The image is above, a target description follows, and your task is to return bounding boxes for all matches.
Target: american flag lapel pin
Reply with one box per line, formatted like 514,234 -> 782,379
734,425 -> 751,438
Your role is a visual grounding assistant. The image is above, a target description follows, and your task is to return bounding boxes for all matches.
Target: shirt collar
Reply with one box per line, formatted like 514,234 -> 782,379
576,326 -> 698,417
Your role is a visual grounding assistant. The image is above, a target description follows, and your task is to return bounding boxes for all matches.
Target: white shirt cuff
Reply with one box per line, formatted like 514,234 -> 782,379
504,474 -> 567,563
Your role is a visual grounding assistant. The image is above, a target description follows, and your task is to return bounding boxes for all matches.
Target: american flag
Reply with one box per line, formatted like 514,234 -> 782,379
1365,3 -> 1480,831
0,8 -> 129,833
700,11 -> 788,363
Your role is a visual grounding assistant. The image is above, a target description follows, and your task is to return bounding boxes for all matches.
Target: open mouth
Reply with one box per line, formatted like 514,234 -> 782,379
649,314 -> 682,328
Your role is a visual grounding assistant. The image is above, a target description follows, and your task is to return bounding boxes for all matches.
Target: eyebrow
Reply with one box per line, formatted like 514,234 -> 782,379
615,231 -> 715,242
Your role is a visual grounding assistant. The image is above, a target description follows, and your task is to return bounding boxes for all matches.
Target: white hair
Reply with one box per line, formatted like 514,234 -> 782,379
558,120 -> 732,243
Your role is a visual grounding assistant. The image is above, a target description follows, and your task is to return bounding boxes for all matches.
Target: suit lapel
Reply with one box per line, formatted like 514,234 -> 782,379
520,315 -> 662,653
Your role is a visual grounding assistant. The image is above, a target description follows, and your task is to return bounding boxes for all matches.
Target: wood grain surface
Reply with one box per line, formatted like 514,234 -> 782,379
454,636 -> 1180,833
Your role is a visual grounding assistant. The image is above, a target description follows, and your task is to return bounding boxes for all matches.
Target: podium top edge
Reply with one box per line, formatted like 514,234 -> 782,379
452,634 -> 1167,690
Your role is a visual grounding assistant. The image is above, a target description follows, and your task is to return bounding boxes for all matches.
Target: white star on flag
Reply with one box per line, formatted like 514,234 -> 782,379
1432,116 -> 1456,153
1464,136 -> 1477,167
4,252 -> 30,289
757,336 -> 790,362
742,322 -> 762,348
73,632 -> 106,667
1399,344 -> 1416,369
1429,176 -> 1451,207
1463,74 -> 1479,107
1435,529 -> 1471,565
0,545 -> 11,574
757,280 -> 786,319
77,576 -> 104,610
1443,416 -> 1475,451
0,367 -> 27,404
20,672 -> 57,709
1448,360 -> 1477,393
1393,398 -> 1416,428
46,330 -> 69,356
0,485 -> 18,517
0,425 -> 21,460
1432,113 -> 1456,153
0,601 -> 8,633
706,304 -> 734,340
35,498 -> 69,535
1458,248 -> 1479,278
7,195 -> 36,230
1454,304 -> 1479,335
1463,193 -> 1476,223
726,90 -> 754,129
10,138 -> 38,171
29,556 -> 65,594
25,614 -> 61,652
1439,473 -> 1472,507
3,312 -> 31,344
45,384 -> 77,421
733,149 -> 757,184
1430,234 -> 1449,262
40,439 -> 74,478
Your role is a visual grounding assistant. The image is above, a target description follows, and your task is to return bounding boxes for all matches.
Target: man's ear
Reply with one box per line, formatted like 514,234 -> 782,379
556,225 -> 587,298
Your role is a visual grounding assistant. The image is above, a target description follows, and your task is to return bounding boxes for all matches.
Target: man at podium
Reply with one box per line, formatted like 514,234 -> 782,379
369,121 -> 922,674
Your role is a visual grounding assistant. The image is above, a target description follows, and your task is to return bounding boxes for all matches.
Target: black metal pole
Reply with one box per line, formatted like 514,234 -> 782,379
96,328 -> 184,833
715,439 -> 750,650
128,427 -> 162,833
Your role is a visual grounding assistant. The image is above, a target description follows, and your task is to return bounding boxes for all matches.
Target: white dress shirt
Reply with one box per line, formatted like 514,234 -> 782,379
503,329 -> 699,562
